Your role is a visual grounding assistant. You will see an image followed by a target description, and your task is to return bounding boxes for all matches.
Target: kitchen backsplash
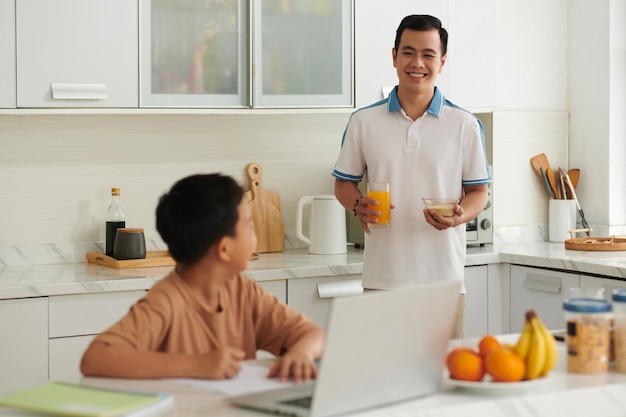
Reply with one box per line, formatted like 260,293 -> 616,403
0,110 -> 615,256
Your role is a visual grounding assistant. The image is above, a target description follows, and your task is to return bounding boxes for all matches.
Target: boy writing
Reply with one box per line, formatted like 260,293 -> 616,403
81,173 -> 324,382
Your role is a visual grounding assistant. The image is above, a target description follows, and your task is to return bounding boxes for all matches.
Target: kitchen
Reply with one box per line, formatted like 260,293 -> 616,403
1,0 -> 626,414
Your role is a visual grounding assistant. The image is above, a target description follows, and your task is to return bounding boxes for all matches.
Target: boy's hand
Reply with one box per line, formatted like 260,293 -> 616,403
267,351 -> 318,383
196,347 -> 245,379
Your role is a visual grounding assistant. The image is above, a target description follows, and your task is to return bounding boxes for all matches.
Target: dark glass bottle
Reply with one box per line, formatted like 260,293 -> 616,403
105,187 -> 126,257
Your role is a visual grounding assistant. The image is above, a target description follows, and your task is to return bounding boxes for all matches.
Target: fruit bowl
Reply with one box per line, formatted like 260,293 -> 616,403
422,198 -> 459,217
444,374 -> 551,394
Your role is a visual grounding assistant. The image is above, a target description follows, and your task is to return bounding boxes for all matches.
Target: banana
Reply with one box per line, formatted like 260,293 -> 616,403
536,315 -> 558,376
512,319 -> 533,360
524,310 -> 546,380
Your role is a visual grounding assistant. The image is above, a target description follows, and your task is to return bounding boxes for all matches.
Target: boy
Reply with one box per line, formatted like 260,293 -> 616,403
81,174 -> 324,382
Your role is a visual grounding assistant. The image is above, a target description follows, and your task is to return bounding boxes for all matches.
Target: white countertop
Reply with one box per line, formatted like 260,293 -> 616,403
0,241 -> 625,300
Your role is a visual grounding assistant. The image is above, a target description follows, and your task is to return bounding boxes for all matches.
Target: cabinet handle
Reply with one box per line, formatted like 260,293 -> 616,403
317,279 -> 363,299
51,83 -> 108,100
523,274 -> 562,294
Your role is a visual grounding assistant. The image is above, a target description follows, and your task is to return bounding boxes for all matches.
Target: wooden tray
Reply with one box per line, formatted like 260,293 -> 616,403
564,236 -> 626,251
86,250 -> 175,269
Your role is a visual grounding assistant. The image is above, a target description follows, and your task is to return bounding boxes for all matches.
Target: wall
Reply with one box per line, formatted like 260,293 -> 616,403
568,0 -> 626,230
5,0 -> 624,250
0,112 -> 350,247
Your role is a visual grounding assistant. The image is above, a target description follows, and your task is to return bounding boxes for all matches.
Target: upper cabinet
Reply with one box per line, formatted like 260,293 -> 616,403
141,0 -> 353,108
16,0 -> 138,108
140,0 -> 248,108
252,0 -> 353,108
0,0 -> 16,109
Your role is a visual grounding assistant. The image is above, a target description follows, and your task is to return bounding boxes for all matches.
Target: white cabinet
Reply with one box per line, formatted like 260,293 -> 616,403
252,0 -> 353,108
257,280 -> 287,304
0,0 -> 16,108
16,0 -> 138,108
141,0 -> 352,108
287,275 -> 362,329
48,291 -> 146,383
49,336 -> 95,383
579,275 -> 626,302
0,298 -> 48,394
464,266 -> 488,338
509,265 -> 579,332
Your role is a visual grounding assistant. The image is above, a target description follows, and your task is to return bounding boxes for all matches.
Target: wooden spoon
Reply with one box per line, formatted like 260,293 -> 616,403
564,169 -> 580,199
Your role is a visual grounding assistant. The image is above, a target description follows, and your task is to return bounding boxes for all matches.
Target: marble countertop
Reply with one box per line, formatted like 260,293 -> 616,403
0,241 -> 625,300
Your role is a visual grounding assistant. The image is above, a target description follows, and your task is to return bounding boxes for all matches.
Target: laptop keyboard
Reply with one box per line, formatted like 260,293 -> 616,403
280,396 -> 312,408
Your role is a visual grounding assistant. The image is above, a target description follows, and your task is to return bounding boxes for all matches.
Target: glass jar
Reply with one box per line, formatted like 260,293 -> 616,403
564,297 -> 612,374
613,289 -> 626,373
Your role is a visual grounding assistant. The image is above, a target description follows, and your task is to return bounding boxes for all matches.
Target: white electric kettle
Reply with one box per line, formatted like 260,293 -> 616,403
295,195 -> 347,254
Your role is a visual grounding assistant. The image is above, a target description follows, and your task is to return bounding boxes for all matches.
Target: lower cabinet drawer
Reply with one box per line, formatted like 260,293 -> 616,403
49,291 -> 146,338
49,335 -> 95,383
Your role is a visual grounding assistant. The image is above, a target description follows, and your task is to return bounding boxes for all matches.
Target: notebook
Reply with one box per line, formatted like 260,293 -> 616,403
231,280 -> 460,417
0,381 -> 173,417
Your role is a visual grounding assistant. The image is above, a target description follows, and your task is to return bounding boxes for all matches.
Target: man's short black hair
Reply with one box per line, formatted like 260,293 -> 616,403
394,15 -> 448,56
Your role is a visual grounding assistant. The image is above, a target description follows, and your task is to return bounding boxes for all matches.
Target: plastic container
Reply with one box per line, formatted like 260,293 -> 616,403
613,289 -> 626,372
564,297 -> 612,374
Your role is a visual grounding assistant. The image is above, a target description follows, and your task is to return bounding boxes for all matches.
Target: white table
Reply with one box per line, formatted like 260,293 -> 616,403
2,336 -> 626,417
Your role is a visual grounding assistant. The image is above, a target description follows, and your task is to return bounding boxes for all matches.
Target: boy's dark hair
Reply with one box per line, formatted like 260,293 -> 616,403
394,15 -> 448,56
156,173 -> 244,265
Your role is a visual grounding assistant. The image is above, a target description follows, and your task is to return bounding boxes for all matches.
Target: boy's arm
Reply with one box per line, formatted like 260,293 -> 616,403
80,341 -> 245,379
266,325 -> 325,382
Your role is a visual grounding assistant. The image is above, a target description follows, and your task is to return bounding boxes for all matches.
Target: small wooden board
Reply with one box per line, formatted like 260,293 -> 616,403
86,251 -> 175,269
565,236 -> 626,251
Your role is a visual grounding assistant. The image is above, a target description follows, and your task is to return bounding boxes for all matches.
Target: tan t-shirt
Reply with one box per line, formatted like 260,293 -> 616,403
94,271 -> 318,358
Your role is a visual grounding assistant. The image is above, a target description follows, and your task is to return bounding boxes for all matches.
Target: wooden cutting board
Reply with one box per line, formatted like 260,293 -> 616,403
244,162 -> 284,253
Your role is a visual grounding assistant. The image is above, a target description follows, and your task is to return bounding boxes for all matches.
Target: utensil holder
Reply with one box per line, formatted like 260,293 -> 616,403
548,200 -> 576,242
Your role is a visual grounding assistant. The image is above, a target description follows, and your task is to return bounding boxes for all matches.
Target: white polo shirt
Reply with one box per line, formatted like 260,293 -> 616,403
333,86 -> 492,291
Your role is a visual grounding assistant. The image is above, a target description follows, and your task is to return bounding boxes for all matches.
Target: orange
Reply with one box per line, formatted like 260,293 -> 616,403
478,335 -> 501,359
485,348 -> 526,382
445,347 -> 476,371
447,350 -> 484,382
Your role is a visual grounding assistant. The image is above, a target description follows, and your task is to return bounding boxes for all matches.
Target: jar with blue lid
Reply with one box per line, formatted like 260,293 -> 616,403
564,297 -> 612,374
613,289 -> 626,372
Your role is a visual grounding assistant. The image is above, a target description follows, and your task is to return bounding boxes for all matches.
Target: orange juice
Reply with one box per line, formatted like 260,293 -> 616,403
367,189 -> 391,227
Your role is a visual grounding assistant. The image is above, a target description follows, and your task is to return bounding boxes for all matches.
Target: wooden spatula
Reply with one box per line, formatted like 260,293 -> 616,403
530,154 -> 557,198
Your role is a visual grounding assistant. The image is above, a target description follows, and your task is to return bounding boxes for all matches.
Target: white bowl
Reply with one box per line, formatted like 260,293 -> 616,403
422,198 -> 459,217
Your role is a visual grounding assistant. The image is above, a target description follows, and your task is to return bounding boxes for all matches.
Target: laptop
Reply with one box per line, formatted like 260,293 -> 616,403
231,280 -> 460,417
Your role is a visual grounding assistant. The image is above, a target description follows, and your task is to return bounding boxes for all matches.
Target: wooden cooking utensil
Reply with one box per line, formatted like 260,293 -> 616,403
566,168 -> 580,199
530,153 -> 558,198
244,162 -> 285,253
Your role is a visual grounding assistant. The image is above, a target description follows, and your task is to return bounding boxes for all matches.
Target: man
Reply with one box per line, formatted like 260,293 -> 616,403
332,15 -> 491,338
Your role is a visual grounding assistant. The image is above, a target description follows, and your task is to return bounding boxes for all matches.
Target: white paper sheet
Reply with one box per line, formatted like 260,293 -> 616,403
165,361 -> 295,397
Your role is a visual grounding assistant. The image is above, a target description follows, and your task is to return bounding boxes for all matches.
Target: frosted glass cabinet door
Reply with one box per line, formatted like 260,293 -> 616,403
140,0 -> 248,107
253,0 -> 353,108
16,0 -> 138,108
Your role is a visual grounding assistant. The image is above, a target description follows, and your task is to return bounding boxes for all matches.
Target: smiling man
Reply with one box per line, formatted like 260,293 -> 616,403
332,15 -> 492,339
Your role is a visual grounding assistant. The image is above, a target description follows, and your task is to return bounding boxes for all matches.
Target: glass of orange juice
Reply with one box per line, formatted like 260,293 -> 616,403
367,182 -> 390,227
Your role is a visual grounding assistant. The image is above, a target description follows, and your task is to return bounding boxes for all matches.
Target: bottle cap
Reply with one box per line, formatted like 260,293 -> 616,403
613,289 -> 626,303
563,298 -> 611,313
111,187 -> 121,196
